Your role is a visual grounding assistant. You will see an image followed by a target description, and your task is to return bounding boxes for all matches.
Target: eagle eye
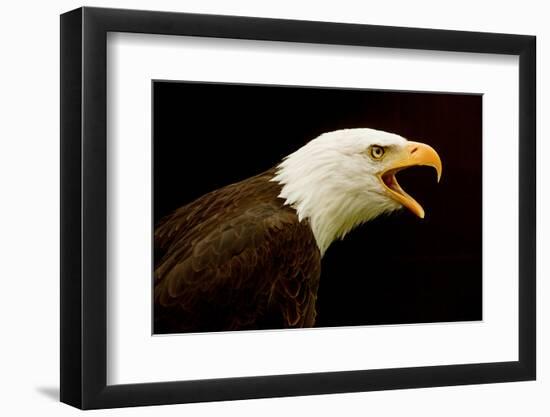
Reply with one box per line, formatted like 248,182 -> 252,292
369,145 -> 385,160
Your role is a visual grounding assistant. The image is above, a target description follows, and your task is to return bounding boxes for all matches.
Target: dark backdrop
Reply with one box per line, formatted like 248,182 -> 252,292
153,81 -> 482,328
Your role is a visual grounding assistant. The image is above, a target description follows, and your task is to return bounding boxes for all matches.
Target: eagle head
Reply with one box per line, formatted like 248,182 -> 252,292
272,128 -> 442,255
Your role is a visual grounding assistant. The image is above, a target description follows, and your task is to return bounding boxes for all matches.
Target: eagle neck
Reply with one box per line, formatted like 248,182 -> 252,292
270,161 -> 392,257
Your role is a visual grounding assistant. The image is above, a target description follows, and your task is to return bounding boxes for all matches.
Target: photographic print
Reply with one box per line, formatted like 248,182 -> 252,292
153,81 -> 482,335
61,8 -> 535,407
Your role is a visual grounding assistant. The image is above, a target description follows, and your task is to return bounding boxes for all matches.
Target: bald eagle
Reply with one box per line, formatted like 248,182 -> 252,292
154,128 -> 442,333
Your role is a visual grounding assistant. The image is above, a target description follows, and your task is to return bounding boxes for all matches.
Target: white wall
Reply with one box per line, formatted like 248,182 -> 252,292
0,0 -> 546,415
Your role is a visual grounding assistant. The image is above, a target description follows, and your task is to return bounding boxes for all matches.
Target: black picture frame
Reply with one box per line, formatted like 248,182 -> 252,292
60,6 -> 536,410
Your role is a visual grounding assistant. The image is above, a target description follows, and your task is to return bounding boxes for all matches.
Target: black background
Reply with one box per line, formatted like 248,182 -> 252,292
153,81 -> 482,328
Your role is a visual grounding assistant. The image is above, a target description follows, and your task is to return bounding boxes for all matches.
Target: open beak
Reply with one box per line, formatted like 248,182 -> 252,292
378,141 -> 442,219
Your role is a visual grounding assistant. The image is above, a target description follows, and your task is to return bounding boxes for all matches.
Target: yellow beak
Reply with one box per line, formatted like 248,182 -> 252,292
378,141 -> 442,219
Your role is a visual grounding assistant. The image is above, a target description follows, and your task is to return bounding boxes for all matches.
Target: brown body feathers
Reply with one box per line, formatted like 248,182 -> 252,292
154,168 -> 321,333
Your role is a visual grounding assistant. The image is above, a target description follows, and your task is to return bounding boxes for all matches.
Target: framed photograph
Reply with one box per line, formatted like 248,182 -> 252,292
60,6 -> 536,409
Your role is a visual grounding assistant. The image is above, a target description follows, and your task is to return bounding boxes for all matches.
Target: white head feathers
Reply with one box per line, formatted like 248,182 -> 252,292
271,128 -> 409,255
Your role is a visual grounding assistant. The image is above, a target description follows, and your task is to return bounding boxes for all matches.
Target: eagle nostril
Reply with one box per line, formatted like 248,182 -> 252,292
410,146 -> 419,154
